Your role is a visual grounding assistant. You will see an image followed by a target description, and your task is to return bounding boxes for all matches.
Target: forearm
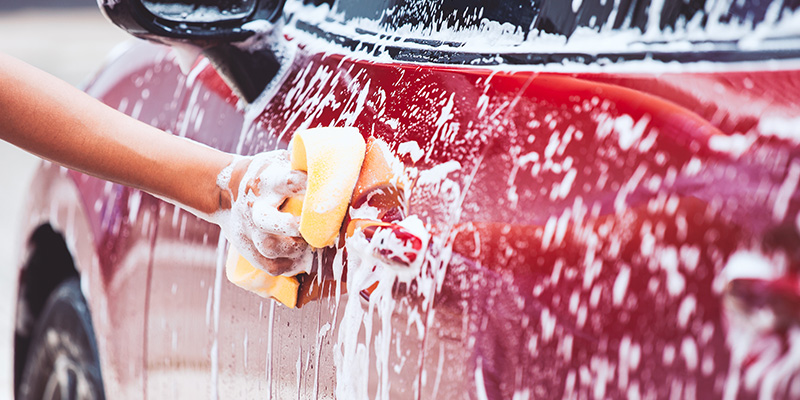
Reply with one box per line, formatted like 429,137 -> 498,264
0,53 -> 232,215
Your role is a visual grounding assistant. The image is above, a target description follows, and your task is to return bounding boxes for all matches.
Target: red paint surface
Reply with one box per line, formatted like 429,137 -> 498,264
42,35 -> 800,398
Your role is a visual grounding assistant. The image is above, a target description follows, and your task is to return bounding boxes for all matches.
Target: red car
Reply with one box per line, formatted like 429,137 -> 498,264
12,0 -> 800,398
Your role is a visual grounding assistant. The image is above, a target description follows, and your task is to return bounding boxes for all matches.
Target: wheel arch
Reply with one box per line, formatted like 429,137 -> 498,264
13,224 -> 80,392
13,162 -> 106,395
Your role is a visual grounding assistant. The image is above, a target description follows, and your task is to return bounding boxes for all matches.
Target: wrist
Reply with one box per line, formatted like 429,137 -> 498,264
216,155 -> 252,211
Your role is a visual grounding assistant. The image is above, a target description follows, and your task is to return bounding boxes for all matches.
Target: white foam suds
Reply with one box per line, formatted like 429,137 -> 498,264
397,141 -> 424,163
475,358 -> 490,400
720,250 -> 783,284
127,191 -> 141,223
773,160 -> 800,222
677,295 -> 697,329
415,160 -> 461,186
332,185 -> 434,399
170,42 -> 202,75
612,265 -> 630,306
720,248 -> 800,399
708,134 -> 755,157
758,116 -> 800,142
211,151 -> 312,275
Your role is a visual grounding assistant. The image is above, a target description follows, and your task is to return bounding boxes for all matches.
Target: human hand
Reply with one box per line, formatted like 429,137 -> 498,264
212,150 -> 312,276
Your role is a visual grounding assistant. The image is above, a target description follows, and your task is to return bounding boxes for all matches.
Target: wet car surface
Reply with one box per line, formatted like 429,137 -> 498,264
12,0 -> 800,398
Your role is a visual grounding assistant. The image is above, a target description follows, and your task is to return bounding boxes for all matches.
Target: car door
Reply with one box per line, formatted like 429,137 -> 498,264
143,56 -> 242,397
133,2 -> 800,400
140,37 -> 475,398
142,50 -> 348,397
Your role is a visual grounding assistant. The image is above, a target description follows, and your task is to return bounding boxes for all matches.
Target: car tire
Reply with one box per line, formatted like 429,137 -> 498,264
17,278 -> 106,400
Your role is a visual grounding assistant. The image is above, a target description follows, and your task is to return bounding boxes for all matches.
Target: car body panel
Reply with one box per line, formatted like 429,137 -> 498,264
21,157 -> 155,399
139,38 -> 800,397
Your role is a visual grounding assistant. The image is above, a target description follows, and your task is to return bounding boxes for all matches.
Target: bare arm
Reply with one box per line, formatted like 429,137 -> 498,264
0,52 -> 231,215
0,53 -> 309,275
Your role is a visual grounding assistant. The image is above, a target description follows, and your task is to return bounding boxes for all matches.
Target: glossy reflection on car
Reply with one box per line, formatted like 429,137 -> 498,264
12,0 -> 800,399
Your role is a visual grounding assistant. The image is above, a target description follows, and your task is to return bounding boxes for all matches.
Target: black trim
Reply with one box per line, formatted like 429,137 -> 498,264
101,0 -> 287,102
205,44 -> 282,102
295,20 -> 800,65
101,0 -> 284,44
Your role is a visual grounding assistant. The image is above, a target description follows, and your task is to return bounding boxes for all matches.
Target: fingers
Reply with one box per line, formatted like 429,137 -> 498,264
251,198 -> 301,237
284,169 -> 307,195
231,220 -> 311,275
247,157 -> 306,237
249,235 -> 312,276
245,151 -> 307,238
247,251 -> 299,276
251,228 -> 308,260
250,152 -> 306,199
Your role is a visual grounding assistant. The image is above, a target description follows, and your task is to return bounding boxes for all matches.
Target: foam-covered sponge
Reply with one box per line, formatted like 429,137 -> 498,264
290,127 -> 366,248
225,197 -> 305,308
225,127 -> 366,308
225,246 -> 301,308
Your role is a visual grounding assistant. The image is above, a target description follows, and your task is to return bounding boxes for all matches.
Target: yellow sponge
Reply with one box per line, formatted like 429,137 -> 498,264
289,127 -> 366,248
226,192 -> 304,308
225,127 -> 365,307
225,246 -> 300,308
281,196 -> 305,216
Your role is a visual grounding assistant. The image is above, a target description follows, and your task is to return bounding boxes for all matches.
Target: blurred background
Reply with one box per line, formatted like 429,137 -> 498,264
0,0 -> 130,396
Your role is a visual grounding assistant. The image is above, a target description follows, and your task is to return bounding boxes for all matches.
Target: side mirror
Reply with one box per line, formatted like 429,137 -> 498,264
99,0 -> 285,102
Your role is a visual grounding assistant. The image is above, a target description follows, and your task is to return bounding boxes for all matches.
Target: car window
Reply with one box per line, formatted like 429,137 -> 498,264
301,0 -> 799,43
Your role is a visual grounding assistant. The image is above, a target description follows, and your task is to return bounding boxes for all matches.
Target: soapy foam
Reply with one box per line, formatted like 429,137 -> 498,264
722,250 -> 800,399
212,151 -> 312,276
328,150 -> 457,399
